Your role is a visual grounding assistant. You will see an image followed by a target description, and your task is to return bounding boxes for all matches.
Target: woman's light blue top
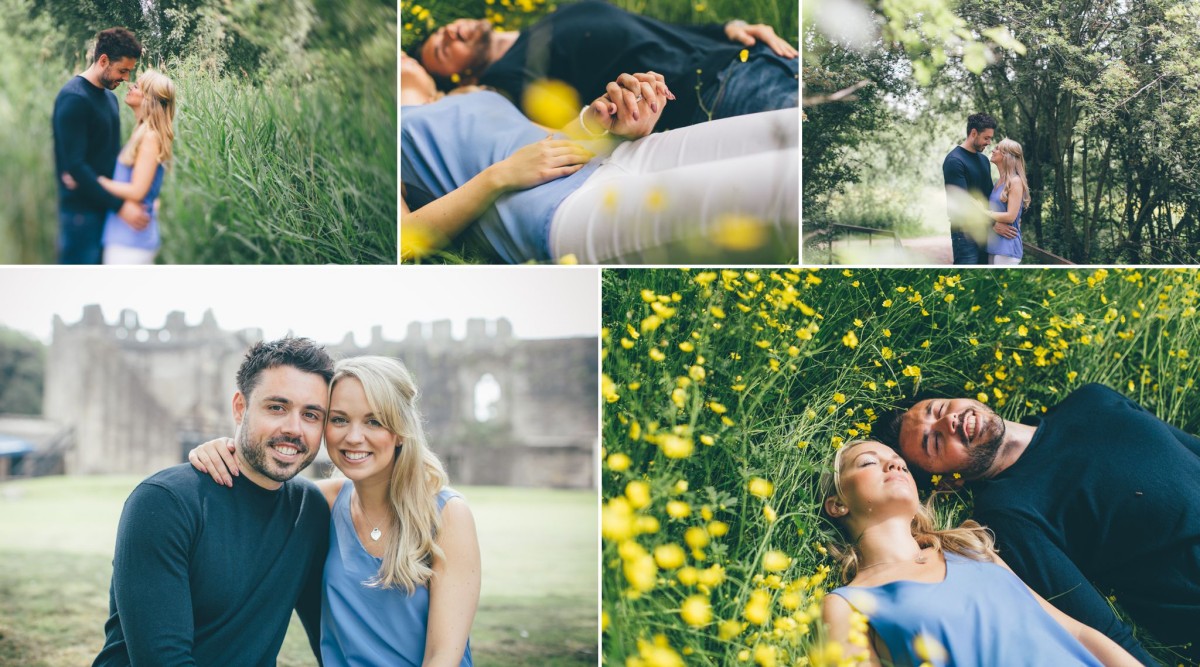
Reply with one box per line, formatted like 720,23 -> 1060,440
986,181 -> 1024,259
320,484 -> 472,667
102,160 -> 165,251
401,90 -> 600,263
830,551 -> 1101,667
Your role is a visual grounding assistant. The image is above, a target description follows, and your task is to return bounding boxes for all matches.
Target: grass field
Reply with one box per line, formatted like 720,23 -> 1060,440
601,267 -> 1200,665
0,477 -> 597,666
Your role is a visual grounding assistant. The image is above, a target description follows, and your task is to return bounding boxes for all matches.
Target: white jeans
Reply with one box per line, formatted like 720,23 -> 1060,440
103,244 -> 158,265
990,254 -> 1021,265
550,108 -> 799,263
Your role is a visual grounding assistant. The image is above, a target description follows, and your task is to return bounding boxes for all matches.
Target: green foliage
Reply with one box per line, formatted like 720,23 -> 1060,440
601,267 -> 1198,665
0,326 -> 44,415
0,0 -> 397,264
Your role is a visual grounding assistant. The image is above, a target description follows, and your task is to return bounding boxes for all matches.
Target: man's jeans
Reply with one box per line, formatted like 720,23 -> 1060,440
58,209 -> 105,264
694,44 -> 799,124
951,230 -> 983,265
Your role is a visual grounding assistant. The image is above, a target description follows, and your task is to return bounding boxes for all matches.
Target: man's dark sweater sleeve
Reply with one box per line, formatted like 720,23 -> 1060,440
679,22 -> 731,41
111,483 -> 198,666
53,95 -> 124,211
295,538 -> 326,663
943,152 -> 968,192
986,512 -> 1158,665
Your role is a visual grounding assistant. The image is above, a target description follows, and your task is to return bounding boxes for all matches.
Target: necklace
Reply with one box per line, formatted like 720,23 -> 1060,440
858,548 -> 930,571
354,492 -> 386,541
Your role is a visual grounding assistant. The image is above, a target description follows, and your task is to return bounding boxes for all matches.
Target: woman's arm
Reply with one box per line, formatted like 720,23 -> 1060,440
423,498 -> 481,667
993,555 -> 1141,667
988,177 -> 1024,225
821,594 -> 881,667
98,131 -> 162,202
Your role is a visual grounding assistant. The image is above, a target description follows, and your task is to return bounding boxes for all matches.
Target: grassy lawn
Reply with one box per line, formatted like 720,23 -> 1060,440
0,476 -> 597,666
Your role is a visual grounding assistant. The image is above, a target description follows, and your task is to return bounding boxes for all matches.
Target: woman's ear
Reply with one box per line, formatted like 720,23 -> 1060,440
824,496 -> 847,518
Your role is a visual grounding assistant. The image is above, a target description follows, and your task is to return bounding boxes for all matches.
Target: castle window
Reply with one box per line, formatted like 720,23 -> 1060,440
473,373 -> 501,422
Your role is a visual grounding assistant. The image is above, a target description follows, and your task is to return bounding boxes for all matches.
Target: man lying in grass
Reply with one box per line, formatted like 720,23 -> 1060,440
877,383 -> 1200,665
412,0 -> 798,131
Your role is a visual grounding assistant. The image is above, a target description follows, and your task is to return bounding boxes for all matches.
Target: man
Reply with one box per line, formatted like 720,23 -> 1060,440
93,337 -> 334,666
879,384 -> 1200,664
53,27 -> 150,264
416,0 -> 798,131
943,112 -> 996,265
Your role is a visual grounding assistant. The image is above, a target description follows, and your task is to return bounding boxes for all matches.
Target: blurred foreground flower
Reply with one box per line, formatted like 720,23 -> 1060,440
711,214 -> 769,251
523,78 -> 580,128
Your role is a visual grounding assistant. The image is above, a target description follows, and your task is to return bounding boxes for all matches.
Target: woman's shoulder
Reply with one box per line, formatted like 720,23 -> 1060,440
316,477 -> 348,509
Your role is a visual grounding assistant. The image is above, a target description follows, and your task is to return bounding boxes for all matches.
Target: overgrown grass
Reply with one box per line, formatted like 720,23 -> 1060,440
600,267 -> 1200,665
0,0 -> 397,264
0,477 -> 596,666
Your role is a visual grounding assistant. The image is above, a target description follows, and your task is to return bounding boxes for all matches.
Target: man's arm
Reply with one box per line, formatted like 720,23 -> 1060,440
294,533 -> 326,663
985,513 -> 1159,665
111,483 -> 198,666
53,95 -> 124,211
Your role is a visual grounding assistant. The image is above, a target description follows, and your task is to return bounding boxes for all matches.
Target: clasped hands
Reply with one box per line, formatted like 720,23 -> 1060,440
581,71 -> 674,140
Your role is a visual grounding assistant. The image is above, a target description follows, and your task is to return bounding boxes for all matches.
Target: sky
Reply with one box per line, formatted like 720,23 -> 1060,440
0,266 -> 600,344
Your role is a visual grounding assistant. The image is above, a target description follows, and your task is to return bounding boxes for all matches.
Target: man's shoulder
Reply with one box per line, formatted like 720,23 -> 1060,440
943,146 -> 966,165
135,464 -> 210,501
1056,383 -> 1126,412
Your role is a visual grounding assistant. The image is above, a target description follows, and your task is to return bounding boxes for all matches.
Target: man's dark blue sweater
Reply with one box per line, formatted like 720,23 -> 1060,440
975,384 -> 1200,665
93,465 -> 330,667
52,75 -> 125,213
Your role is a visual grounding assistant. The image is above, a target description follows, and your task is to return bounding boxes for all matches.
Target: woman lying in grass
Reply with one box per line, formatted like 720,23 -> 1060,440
400,53 -> 797,264
819,440 -> 1139,666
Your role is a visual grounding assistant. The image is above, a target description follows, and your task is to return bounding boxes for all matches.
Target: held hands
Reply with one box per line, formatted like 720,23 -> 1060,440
585,72 -> 673,140
188,437 -> 240,487
724,21 -> 798,59
118,201 -> 152,230
490,138 -> 595,191
994,222 -> 1020,239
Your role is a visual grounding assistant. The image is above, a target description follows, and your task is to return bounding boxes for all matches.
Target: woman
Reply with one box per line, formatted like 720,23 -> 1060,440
820,440 -> 1138,666
189,356 -> 479,666
985,138 -> 1029,266
401,53 -> 798,264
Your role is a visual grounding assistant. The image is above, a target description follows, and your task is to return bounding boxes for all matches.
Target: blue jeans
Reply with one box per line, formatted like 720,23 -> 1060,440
58,208 -> 106,264
693,44 -> 799,124
951,230 -> 987,265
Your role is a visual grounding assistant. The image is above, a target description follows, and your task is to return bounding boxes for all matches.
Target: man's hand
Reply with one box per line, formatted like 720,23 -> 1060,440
994,222 -> 1020,239
61,172 -> 78,190
724,21 -> 798,59
118,200 -> 151,230
587,72 -> 671,140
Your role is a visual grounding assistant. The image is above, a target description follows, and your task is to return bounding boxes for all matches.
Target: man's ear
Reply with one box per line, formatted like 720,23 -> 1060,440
232,391 -> 247,427
95,53 -> 109,69
824,496 -> 847,518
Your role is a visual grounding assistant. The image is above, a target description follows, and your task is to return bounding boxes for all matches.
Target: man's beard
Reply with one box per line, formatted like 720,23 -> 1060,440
99,66 -> 123,90
960,409 -> 1006,478
466,21 -> 494,75
973,136 -> 990,153
238,426 -> 313,483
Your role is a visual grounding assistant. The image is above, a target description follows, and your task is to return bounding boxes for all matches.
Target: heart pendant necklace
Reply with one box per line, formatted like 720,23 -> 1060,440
354,491 -> 385,542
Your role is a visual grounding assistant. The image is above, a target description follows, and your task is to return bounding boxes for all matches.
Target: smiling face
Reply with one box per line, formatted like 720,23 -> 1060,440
898,398 -> 1006,476
123,80 -> 143,109
969,127 -> 995,153
98,55 -> 137,90
824,441 -> 918,522
419,18 -> 493,78
233,365 -> 328,485
325,376 -> 400,484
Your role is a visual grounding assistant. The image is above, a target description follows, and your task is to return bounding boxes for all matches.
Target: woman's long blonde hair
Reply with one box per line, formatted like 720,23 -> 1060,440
818,440 -> 995,584
119,69 -> 175,166
992,138 -> 1030,208
332,356 -> 450,593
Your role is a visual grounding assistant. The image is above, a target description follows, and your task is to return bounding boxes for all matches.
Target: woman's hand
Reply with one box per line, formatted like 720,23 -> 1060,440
993,221 -> 1019,239
488,137 -> 594,191
724,21 -> 799,59
187,437 -> 240,487
587,72 -> 672,140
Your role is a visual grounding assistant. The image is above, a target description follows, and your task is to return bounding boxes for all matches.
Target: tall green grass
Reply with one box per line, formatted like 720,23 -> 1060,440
0,0 -> 397,264
601,268 -> 1199,665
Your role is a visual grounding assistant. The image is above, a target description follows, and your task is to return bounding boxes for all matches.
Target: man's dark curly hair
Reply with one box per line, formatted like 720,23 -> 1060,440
235,336 -> 334,398
93,27 -> 142,64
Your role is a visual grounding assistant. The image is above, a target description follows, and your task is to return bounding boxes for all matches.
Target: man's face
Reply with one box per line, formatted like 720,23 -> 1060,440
98,55 -> 138,90
970,128 -> 995,153
419,19 -> 493,78
233,365 -> 328,483
897,397 -> 1006,477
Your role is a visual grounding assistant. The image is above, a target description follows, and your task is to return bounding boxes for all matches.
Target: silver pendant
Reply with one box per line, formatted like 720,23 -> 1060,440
370,527 -> 382,541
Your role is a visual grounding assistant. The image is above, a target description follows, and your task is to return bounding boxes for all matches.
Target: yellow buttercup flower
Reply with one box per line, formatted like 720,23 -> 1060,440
680,595 -> 712,626
653,543 -> 687,569
748,477 -> 775,499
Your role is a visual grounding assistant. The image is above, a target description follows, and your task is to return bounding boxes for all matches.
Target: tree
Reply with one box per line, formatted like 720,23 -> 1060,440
0,327 -> 44,416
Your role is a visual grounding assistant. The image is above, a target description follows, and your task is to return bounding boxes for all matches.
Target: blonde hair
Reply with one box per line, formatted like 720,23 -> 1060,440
818,440 -> 995,584
119,69 -> 175,166
332,356 -> 450,594
992,138 -> 1030,208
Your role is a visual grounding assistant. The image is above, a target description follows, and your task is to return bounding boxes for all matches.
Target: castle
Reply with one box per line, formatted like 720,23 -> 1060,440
43,305 -> 597,488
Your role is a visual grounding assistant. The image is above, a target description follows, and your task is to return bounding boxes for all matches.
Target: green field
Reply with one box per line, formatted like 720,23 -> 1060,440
0,477 -> 597,666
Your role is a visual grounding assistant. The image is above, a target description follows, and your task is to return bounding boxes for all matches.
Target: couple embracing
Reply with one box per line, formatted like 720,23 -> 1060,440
53,27 -> 176,265
944,112 -> 1029,265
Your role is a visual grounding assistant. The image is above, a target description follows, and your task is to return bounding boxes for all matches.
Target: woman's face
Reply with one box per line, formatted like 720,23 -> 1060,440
830,441 -> 918,518
400,52 -> 439,106
324,377 -> 399,483
124,81 -> 143,110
